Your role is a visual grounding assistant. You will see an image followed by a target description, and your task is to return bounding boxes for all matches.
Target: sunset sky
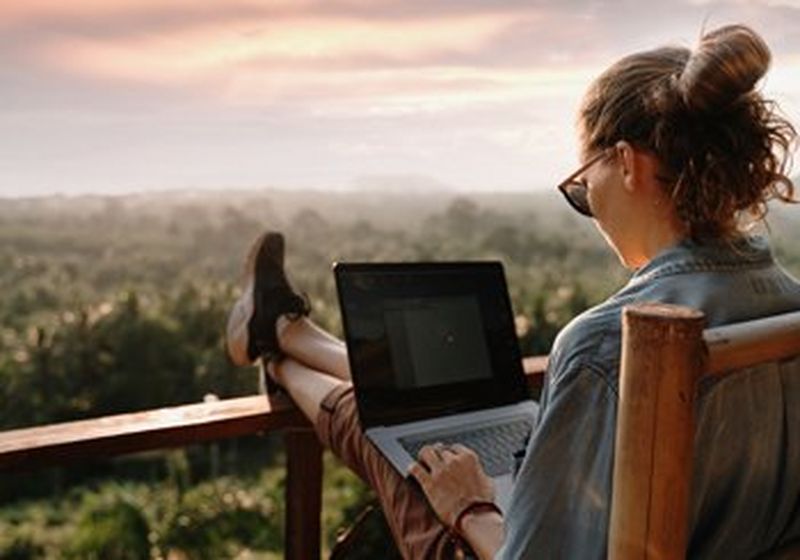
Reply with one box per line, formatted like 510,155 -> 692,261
2,0 -> 800,197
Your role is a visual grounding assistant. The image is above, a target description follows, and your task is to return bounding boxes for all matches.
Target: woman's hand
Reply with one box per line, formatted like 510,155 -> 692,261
408,443 -> 495,527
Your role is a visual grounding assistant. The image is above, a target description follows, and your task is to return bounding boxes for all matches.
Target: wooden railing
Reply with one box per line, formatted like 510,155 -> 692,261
0,356 -> 548,559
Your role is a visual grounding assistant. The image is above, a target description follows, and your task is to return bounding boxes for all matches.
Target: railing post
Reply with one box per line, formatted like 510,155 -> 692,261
285,428 -> 323,560
608,303 -> 706,560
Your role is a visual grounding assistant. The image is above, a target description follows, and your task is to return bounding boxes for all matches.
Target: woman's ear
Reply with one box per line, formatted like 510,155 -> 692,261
615,140 -> 637,192
615,141 -> 662,195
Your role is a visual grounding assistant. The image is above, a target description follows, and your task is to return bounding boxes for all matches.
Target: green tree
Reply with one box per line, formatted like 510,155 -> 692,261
67,497 -> 151,560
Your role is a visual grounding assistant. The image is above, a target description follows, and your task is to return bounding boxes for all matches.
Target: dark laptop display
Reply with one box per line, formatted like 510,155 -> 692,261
334,262 -> 529,428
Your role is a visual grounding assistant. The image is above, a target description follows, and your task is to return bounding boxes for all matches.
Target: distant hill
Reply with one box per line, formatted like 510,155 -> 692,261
0,187 -> 576,233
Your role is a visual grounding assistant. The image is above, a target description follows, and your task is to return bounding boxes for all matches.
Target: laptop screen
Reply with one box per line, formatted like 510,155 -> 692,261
335,262 -> 529,427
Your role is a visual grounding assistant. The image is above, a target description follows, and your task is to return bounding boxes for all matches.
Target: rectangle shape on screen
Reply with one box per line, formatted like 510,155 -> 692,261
384,295 -> 492,389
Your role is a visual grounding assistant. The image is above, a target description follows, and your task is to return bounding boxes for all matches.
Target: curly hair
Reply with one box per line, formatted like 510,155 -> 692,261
580,25 -> 797,240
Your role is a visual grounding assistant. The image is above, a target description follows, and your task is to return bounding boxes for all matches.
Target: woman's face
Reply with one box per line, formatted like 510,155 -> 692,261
579,147 -> 634,265
574,135 -> 685,270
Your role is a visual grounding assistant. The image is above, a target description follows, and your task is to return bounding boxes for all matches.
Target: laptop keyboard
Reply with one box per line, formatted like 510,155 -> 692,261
399,418 -> 532,477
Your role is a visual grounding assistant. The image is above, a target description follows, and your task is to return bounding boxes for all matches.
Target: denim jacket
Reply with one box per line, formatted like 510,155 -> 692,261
498,236 -> 800,559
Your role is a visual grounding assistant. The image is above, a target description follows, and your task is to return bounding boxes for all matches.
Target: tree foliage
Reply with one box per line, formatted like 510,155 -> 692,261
1,189 -> 798,557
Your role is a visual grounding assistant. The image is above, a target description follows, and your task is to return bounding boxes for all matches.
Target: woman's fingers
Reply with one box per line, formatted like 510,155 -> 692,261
418,443 -> 446,468
450,444 -> 484,468
451,443 -> 472,455
410,442 -> 496,527
418,443 -> 484,473
408,461 -> 431,486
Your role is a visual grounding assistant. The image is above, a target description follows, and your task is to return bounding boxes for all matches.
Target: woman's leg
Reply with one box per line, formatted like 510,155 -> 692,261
276,316 -> 351,381
269,355 -> 342,426
271,356 -> 455,559
227,232 -> 457,557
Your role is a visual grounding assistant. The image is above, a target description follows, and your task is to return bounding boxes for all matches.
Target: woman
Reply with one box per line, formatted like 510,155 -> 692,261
226,24 -> 800,559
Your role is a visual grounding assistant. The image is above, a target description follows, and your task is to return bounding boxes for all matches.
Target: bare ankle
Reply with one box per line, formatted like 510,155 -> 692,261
266,360 -> 282,385
276,314 -> 305,350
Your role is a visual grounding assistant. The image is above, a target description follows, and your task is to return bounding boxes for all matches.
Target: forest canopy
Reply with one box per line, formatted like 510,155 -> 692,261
2,189 -> 798,558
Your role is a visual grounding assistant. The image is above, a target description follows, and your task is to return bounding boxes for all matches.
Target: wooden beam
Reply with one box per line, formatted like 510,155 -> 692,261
0,393 -> 307,471
285,429 -> 323,560
608,303 -> 706,560
0,357 -> 548,473
523,355 -> 548,397
705,309 -> 800,375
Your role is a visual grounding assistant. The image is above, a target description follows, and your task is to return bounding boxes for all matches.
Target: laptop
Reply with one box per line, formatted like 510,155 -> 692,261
334,261 -> 538,511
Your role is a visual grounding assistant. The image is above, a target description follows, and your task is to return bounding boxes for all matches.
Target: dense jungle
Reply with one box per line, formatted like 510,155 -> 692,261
2,189 -> 798,558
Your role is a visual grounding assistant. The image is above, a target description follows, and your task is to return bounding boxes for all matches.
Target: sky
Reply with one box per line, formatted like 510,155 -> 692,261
2,0 -> 800,197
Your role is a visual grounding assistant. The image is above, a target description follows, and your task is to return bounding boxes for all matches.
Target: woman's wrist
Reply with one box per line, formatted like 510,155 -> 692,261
462,507 -> 503,532
454,503 -> 505,560
451,501 -> 501,535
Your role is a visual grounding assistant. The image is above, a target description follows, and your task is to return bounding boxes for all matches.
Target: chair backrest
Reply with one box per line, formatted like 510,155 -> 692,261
607,302 -> 800,560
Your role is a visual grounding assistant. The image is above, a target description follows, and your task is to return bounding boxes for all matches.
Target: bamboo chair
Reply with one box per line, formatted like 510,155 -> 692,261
608,302 -> 800,560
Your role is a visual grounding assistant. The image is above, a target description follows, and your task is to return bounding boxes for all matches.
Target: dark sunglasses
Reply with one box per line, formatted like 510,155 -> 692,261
556,150 -> 611,218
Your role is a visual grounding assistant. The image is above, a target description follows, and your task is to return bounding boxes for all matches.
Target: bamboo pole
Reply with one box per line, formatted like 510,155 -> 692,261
704,309 -> 800,376
608,303 -> 706,560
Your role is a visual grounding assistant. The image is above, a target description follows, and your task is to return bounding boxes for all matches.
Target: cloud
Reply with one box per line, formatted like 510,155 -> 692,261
0,0 -> 305,26
5,1 -> 800,119
2,0 -> 800,196
34,12 -> 527,82
17,6 -> 581,115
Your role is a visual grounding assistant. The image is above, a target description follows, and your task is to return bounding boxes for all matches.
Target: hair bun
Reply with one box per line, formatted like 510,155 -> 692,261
677,25 -> 770,113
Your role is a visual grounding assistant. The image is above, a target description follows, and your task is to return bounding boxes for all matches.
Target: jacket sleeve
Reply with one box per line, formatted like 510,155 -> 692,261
498,364 -> 618,560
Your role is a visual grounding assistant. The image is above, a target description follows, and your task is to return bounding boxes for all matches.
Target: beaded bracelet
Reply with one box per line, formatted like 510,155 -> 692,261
450,500 -> 503,541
